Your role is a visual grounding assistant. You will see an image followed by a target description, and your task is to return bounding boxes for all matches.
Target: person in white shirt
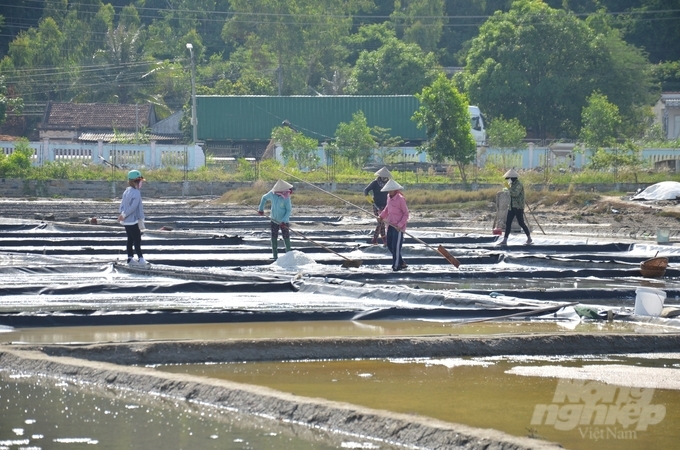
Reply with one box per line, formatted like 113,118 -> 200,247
118,170 -> 147,264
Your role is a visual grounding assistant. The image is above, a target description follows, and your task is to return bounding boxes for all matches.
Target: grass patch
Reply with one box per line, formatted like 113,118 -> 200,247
532,191 -> 601,208
217,187 -> 500,211
217,186 -> 607,214
659,211 -> 680,220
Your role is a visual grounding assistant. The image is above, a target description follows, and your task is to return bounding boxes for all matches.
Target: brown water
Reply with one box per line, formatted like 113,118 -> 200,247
158,355 -> 680,450
0,319 -> 662,345
0,374 -> 380,450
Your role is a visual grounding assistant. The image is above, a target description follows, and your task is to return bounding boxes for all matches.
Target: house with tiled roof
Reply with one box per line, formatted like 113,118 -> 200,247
38,102 -> 183,143
653,93 -> 680,140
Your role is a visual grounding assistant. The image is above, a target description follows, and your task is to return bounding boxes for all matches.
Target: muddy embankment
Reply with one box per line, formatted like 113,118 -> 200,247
3,333 -> 680,449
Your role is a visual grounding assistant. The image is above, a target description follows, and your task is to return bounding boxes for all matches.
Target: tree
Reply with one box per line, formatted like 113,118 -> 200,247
0,76 -> 23,127
617,0 -> 680,64
580,91 -> 644,181
222,0 -> 371,95
412,73 -> 476,183
334,111 -> 376,168
438,0 -> 490,67
0,138 -> 33,178
82,5 -> 157,104
2,17 -> 72,102
585,10 -> 656,138
460,0 -> 654,140
391,0 -> 445,53
580,92 -> 621,150
200,50 -> 276,96
651,61 -> 680,92
371,126 -> 403,164
271,126 -> 320,170
347,33 -> 440,95
487,116 -> 526,170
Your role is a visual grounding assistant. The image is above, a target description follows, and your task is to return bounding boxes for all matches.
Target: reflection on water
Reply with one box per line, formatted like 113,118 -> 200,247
0,374 -> 355,450
157,355 -> 680,450
0,319 -> 656,345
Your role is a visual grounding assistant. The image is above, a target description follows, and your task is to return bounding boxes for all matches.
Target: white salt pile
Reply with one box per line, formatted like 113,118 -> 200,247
273,250 -> 317,269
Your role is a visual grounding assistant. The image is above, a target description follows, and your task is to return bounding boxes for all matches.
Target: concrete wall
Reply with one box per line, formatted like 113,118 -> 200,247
0,179 -> 653,199
0,179 -> 246,199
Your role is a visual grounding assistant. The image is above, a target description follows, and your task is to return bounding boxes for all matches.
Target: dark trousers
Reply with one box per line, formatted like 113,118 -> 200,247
504,208 -> 531,239
386,227 -> 405,270
124,224 -> 143,259
270,221 -> 290,240
372,204 -> 386,240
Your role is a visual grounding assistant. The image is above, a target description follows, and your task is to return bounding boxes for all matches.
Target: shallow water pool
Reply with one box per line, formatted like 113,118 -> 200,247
157,353 -> 680,450
0,374 -> 385,450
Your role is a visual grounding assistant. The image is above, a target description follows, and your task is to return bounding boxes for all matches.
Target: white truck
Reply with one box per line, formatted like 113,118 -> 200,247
469,105 -> 487,146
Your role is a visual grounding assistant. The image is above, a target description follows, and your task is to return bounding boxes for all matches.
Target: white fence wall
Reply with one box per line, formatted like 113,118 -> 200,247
0,141 -> 205,170
2,140 -> 679,172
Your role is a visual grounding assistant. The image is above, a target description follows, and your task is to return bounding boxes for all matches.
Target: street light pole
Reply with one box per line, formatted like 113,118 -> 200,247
186,43 -> 197,144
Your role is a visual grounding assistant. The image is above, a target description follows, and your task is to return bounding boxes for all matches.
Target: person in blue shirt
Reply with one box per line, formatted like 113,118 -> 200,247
118,170 -> 147,265
258,179 -> 293,260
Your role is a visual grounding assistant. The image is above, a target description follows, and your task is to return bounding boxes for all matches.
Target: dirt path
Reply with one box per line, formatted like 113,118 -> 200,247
2,195 -> 679,241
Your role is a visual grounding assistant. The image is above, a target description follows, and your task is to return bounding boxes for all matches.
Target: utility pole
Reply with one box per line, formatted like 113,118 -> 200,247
186,43 -> 198,143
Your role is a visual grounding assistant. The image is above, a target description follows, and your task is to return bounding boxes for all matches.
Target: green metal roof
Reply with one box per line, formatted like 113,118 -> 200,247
196,95 -> 427,142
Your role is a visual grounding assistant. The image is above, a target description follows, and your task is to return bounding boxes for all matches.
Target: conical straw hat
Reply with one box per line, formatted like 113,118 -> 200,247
380,179 -> 404,192
503,169 -> 519,179
271,179 -> 293,192
374,167 -> 392,178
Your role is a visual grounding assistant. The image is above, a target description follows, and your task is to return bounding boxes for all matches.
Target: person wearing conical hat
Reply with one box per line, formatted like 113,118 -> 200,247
118,170 -> 148,265
257,179 -> 294,260
498,168 -> 532,246
378,179 -> 409,271
363,167 -> 392,245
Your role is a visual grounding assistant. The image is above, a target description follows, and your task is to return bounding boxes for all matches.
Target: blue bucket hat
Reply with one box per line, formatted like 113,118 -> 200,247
128,170 -> 144,180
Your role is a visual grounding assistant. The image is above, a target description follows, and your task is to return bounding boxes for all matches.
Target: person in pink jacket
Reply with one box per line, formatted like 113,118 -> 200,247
379,179 -> 409,271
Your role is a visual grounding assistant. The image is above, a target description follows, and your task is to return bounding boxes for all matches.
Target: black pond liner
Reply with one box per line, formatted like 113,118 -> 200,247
0,305 -> 565,328
459,288 -> 680,302
0,279 -> 298,296
1,217 -> 678,330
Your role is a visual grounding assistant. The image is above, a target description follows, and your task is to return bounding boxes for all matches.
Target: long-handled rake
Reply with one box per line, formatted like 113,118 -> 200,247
525,202 -> 546,235
264,213 -> 363,268
385,221 -> 460,268
283,223 -> 363,268
279,169 -> 461,268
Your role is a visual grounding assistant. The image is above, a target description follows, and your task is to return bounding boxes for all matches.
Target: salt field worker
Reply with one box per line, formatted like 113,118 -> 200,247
364,167 -> 392,245
257,179 -> 293,260
379,179 -> 409,271
498,168 -> 533,246
118,169 -> 147,265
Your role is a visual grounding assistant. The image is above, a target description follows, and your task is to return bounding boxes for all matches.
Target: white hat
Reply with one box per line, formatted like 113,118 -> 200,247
271,179 -> 293,192
503,169 -> 519,179
374,167 -> 392,178
380,179 -> 404,192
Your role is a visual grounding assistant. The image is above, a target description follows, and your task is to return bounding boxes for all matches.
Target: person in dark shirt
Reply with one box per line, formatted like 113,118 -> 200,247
498,168 -> 533,246
364,167 -> 392,245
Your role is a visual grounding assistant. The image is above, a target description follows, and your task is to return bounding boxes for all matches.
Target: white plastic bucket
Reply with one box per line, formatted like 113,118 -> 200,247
657,227 -> 670,244
634,287 -> 666,316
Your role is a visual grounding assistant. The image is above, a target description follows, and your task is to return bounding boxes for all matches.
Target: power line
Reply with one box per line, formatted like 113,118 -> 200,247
0,1 -> 678,24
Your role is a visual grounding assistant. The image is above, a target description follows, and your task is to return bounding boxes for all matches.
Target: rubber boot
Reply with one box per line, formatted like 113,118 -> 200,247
284,237 -> 292,253
271,237 -> 278,260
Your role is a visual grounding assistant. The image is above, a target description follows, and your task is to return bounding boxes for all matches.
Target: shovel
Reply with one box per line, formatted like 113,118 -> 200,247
270,218 -> 363,268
